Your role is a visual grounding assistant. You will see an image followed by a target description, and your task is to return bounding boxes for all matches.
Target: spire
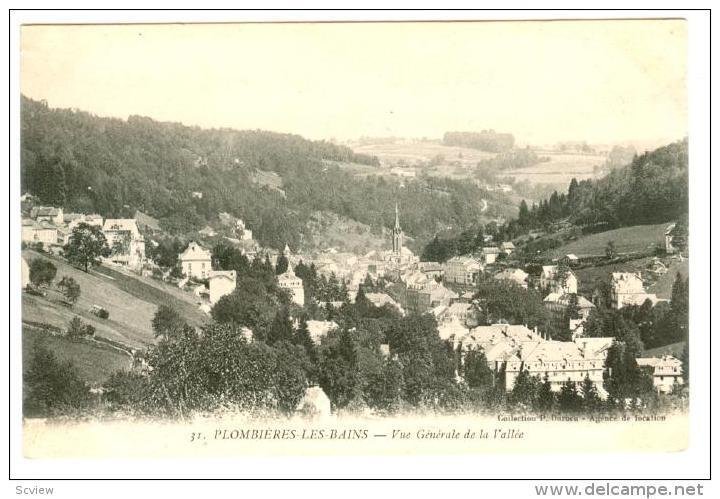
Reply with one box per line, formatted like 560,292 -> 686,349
394,203 -> 401,230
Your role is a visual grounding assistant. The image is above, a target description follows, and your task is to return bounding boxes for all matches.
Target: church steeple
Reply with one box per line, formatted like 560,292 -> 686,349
392,203 -> 404,255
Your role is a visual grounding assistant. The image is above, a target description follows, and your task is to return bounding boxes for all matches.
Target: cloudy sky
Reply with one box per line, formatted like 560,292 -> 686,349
21,20 -> 687,146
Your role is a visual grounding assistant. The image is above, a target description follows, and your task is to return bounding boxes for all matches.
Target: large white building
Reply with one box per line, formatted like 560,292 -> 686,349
179,241 -> 212,279
610,272 -> 660,309
456,324 -> 612,396
493,268 -> 529,288
636,355 -> 684,393
540,265 -> 578,294
444,256 -> 483,286
208,270 -> 237,304
278,265 -> 305,306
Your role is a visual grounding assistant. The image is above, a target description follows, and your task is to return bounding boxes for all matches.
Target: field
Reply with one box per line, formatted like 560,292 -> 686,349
505,152 -> 606,184
544,223 -> 671,259
643,341 -> 686,358
22,326 -> 131,385
350,140 -> 495,167
22,250 -> 208,348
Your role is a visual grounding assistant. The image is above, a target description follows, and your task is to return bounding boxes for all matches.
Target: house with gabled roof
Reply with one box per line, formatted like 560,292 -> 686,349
179,241 -> 212,279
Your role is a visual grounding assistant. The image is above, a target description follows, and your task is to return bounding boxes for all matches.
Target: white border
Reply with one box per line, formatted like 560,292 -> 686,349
4,7 -> 712,488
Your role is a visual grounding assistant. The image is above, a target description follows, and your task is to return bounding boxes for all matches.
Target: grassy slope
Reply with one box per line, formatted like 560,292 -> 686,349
643,341 -> 686,358
545,223 -> 670,259
505,152 -> 605,184
22,250 -> 207,348
23,326 -> 131,385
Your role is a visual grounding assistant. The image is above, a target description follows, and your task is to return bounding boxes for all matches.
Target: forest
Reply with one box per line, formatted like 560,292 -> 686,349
422,139 -> 688,261
21,97 -> 503,251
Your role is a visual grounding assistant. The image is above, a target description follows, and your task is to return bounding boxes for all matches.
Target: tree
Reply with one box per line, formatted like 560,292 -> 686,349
151,304 -> 186,339
580,375 -> 601,411
535,373 -> 555,412
681,343 -> 689,387
463,348 -> 494,388
509,369 -> 540,407
275,253 -> 289,275
29,258 -> 57,287
64,222 -> 110,272
57,276 -> 81,305
23,342 -> 91,417
605,240 -> 617,260
293,315 -> 318,383
557,380 -> 582,412
67,316 -> 94,339
267,307 -> 294,345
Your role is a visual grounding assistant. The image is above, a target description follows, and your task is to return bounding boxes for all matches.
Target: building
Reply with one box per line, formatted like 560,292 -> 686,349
405,281 -> 458,315
296,386 -> 332,417
493,268 -> 529,288
30,206 -> 64,225
278,265 -> 305,306
664,223 -> 688,255
305,320 -> 339,345
178,241 -> 212,279
500,241 -> 515,255
540,265 -> 578,294
21,257 -> 30,289
439,302 -> 480,327
208,270 -> 237,304
543,292 -> 596,320
610,272 -> 660,309
64,213 -> 102,230
456,324 -> 611,396
438,316 -> 471,341
390,203 -> 405,262
504,340 -> 608,395
481,246 -> 501,265
134,210 -> 162,234
235,219 -> 253,241
417,261 -> 444,280
561,254 -> 580,266
636,355 -> 684,393
102,219 -> 146,269
444,256 -> 483,286
365,292 -> 404,315
21,220 -> 58,246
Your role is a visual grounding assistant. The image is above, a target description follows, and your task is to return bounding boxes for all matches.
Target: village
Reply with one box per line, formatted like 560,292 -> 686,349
20,194 -> 686,403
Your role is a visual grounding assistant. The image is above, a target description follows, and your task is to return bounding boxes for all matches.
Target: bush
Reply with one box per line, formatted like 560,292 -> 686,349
67,316 -> 95,339
23,342 -> 92,417
93,307 -> 110,319
58,276 -> 81,305
29,258 -> 56,287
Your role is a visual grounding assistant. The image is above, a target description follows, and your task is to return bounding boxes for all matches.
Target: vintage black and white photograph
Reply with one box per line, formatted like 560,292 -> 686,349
15,17 -> 697,461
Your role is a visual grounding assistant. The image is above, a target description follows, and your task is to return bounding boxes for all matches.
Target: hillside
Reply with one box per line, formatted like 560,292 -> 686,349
544,223 -> 671,258
21,97 -> 514,251
23,326 -> 131,386
506,139 -> 688,240
505,152 -> 606,185
21,250 -> 208,348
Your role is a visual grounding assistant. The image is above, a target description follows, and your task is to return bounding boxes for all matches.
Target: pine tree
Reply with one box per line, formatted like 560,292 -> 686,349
580,374 -> 601,411
267,307 -> 294,346
510,369 -> 539,407
558,380 -> 582,412
535,373 -> 555,412
275,254 -> 289,275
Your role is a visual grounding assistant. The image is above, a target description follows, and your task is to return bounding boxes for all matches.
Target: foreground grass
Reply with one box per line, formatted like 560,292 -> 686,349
22,326 -> 131,386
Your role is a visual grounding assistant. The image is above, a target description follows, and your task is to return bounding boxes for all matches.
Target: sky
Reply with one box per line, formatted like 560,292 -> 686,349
21,20 -> 687,146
